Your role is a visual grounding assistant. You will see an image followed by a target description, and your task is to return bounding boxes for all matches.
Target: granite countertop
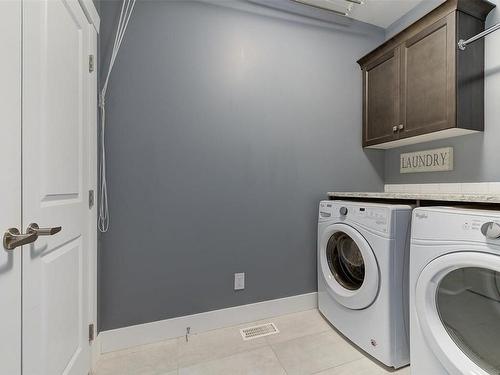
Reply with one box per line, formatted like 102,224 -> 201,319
327,191 -> 500,204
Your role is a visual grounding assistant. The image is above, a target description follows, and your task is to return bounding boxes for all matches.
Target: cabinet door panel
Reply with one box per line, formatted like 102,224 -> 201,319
402,14 -> 456,137
363,48 -> 400,146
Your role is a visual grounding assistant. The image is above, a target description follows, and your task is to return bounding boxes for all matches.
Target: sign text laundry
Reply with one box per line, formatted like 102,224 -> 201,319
400,147 -> 453,173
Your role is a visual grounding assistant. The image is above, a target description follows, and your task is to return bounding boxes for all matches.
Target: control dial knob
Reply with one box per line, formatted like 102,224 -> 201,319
481,222 -> 500,239
339,207 -> 348,216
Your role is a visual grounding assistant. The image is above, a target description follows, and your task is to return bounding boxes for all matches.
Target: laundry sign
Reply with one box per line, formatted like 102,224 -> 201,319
400,147 -> 453,174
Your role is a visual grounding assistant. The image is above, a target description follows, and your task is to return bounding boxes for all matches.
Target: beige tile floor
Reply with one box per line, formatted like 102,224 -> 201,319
93,309 -> 411,375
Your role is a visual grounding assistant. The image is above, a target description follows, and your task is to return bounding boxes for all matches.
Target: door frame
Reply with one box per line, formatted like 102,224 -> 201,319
78,0 -> 101,34
415,251 -> 500,375
78,0 -> 100,367
86,22 -> 100,369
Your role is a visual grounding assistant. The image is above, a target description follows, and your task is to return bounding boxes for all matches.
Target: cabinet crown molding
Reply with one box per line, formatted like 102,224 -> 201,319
357,0 -> 495,67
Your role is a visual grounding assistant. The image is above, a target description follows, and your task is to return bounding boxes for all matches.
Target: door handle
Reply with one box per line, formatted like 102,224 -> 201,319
3,228 -> 38,251
27,223 -> 62,236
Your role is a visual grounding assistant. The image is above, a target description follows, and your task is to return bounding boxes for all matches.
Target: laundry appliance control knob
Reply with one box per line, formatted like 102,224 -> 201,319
481,222 -> 500,239
339,207 -> 348,216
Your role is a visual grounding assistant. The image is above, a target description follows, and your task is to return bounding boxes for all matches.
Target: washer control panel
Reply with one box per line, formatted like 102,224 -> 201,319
319,201 -> 389,233
352,206 -> 389,233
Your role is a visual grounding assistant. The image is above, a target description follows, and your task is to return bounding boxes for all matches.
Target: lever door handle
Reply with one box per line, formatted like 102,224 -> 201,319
3,228 -> 38,250
27,223 -> 62,236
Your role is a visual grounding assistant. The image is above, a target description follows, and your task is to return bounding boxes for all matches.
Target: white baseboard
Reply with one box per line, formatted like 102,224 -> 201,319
98,292 -> 318,354
91,333 -> 102,370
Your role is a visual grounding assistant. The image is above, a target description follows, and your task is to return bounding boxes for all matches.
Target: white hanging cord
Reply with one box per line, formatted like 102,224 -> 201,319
98,0 -> 136,232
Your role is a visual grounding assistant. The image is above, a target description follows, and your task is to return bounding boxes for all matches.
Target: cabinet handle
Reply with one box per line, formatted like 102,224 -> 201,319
398,124 -> 404,130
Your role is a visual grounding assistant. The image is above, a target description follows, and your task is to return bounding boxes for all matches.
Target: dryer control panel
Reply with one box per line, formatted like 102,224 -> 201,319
412,207 -> 500,245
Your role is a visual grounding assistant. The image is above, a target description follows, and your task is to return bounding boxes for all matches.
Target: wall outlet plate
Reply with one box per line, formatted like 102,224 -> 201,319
234,273 -> 245,290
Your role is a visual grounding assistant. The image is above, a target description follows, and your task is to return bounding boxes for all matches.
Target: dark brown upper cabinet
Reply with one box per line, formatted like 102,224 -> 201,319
358,0 -> 495,149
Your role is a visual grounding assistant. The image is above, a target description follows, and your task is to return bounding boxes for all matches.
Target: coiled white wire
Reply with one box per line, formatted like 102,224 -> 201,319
98,0 -> 136,232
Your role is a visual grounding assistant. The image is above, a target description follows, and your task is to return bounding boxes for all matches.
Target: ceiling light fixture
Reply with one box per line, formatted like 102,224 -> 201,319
291,0 -> 349,16
290,0 -> 365,17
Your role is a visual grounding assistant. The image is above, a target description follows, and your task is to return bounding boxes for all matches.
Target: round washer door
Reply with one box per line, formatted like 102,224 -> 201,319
319,223 -> 379,310
416,251 -> 500,375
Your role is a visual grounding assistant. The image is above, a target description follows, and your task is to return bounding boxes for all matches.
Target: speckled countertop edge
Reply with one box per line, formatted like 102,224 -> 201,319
327,191 -> 500,204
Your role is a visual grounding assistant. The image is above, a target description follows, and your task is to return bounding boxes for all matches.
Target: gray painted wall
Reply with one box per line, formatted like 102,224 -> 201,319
384,0 -> 445,40
384,1 -> 500,184
98,0 -> 385,331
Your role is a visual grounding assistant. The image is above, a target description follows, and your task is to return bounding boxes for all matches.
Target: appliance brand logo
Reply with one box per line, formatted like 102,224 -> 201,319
400,147 -> 453,174
415,212 -> 428,220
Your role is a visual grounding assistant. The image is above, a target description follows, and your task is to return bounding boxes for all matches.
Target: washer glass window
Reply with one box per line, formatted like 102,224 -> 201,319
437,267 -> 500,374
326,232 -> 365,290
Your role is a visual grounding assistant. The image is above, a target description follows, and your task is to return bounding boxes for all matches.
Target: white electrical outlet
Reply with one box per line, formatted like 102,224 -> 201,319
234,273 -> 245,290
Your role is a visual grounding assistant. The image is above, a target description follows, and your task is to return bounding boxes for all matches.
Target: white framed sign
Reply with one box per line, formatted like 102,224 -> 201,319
400,147 -> 453,174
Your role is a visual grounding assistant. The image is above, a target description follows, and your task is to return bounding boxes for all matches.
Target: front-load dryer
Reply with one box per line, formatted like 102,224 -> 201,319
410,207 -> 500,375
318,200 -> 412,369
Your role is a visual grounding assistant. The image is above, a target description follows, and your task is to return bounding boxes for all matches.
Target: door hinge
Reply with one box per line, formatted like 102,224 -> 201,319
89,190 -> 95,209
89,54 -> 95,73
88,323 -> 95,342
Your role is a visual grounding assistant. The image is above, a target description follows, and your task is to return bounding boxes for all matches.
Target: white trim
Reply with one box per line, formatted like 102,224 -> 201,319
98,292 -> 318,354
78,0 -> 100,33
87,24 -> 99,370
91,333 -> 102,369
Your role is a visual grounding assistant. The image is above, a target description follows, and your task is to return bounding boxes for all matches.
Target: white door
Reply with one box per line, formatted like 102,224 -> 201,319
0,1 -> 22,374
319,223 -> 379,309
416,251 -> 500,375
22,0 -> 91,374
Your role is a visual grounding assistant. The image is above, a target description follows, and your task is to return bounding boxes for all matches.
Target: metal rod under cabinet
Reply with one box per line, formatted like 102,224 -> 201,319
458,22 -> 500,50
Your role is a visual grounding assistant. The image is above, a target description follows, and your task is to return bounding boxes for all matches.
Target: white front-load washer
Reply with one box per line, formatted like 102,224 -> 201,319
410,207 -> 500,375
318,200 -> 412,369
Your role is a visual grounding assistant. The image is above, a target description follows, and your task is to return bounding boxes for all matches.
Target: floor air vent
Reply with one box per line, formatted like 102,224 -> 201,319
240,323 -> 279,341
